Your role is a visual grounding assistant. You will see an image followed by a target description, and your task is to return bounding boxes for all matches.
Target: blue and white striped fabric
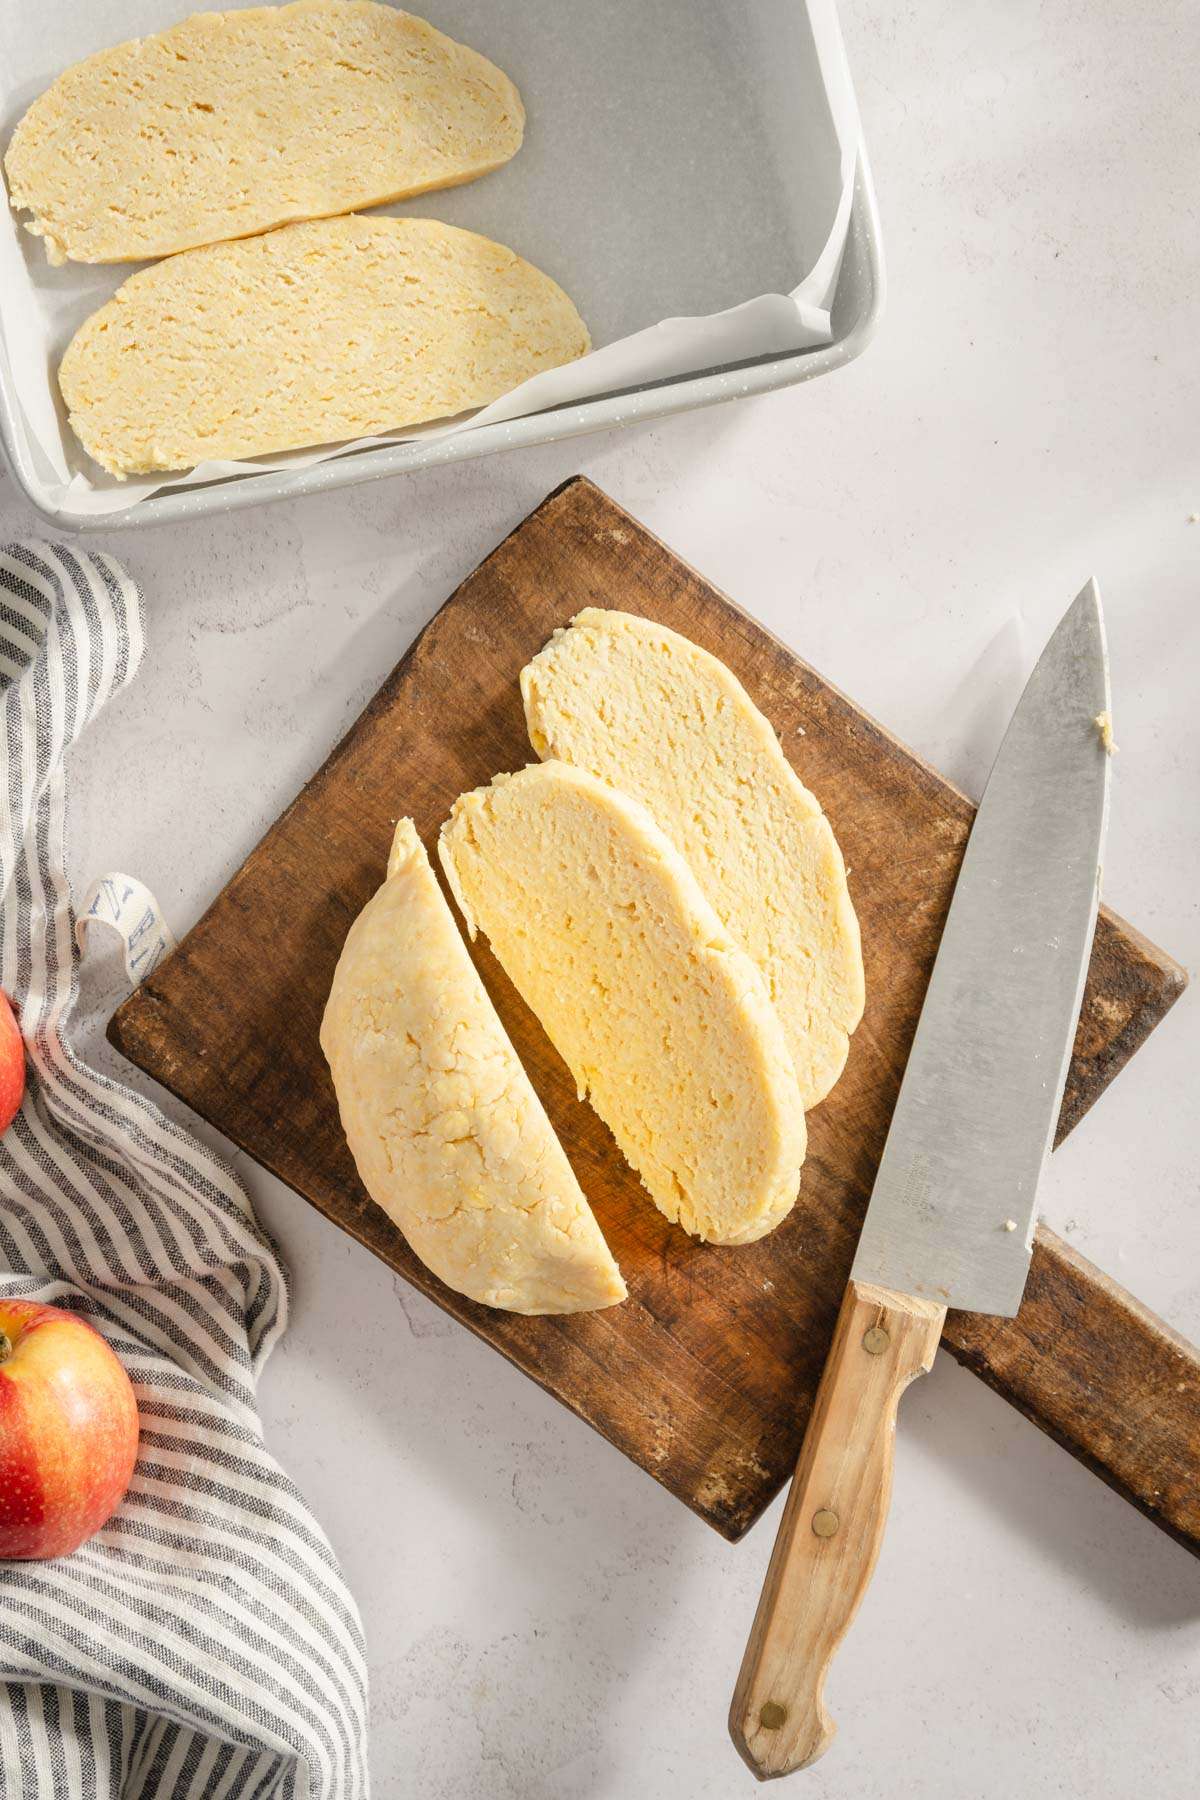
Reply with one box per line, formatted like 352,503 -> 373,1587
0,542 -> 369,1799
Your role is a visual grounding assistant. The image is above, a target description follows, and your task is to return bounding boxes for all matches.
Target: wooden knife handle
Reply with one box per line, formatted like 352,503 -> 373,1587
729,1279 -> 946,1779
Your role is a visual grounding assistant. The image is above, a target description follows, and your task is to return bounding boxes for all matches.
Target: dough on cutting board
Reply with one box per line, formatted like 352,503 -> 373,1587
439,762 -> 806,1246
521,609 -> 865,1108
320,819 -> 625,1315
5,0 -> 525,264
58,215 -> 590,476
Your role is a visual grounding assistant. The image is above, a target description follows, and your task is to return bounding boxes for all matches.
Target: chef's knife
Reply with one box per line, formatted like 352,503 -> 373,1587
730,581 -> 1112,1779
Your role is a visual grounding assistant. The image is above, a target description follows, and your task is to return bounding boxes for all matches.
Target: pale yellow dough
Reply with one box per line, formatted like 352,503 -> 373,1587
320,820 -> 625,1315
521,610 -> 865,1108
439,763 -> 806,1246
5,0 -> 525,264
58,215 -> 589,476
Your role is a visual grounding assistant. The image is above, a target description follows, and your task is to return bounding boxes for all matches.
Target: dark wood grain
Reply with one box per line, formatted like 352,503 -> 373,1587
109,477 -> 1196,1551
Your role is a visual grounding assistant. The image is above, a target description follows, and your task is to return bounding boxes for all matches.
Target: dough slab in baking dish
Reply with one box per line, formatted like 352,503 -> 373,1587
58,215 -> 589,475
5,0 -> 525,264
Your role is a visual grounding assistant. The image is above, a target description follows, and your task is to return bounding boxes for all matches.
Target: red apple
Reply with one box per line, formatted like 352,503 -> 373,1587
0,991 -> 24,1133
0,1299 -> 139,1559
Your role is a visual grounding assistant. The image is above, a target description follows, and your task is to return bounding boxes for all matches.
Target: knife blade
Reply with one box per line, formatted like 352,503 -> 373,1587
730,581 -> 1111,1780
852,577 -> 1111,1314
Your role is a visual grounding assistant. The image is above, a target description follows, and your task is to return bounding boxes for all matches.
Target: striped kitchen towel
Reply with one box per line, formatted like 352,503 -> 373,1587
0,542 -> 369,1799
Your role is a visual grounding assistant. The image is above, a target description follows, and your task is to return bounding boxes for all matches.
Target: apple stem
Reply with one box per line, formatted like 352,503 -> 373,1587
0,1332 -> 10,1364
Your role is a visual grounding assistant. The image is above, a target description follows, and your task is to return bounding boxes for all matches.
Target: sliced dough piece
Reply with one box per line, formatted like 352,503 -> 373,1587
521,609 -> 865,1108
5,0 -> 524,264
439,763 -> 805,1245
58,215 -> 589,476
320,819 -> 625,1315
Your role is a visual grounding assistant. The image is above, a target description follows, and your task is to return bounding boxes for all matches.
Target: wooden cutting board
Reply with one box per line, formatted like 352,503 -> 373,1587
110,477 -> 1198,1555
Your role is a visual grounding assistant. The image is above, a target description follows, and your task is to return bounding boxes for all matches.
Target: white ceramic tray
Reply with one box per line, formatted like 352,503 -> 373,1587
0,0 -> 883,531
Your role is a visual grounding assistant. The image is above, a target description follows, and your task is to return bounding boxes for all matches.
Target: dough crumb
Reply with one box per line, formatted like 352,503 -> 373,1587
1093,711 -> 1118,756
1003,1218 -> 1018,1232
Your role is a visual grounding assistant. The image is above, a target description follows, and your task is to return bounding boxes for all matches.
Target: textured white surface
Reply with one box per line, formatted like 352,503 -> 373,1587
2,0 -> 1198,1793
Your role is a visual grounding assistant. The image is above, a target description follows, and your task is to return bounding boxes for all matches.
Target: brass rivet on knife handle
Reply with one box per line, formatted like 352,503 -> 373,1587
862,1326 -> 890,1355
729,1279 -> 945,1780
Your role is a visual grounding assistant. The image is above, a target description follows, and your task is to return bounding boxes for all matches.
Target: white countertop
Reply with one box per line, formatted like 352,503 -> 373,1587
2,2 -> 1197,1794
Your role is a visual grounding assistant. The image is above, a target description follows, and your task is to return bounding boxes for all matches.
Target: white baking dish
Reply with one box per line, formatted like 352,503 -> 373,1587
0,0 -> 883,531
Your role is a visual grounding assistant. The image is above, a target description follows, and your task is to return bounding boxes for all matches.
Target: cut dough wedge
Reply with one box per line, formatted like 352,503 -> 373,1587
5,0 -> 525,264
521,610 -> 865,1108
320,820 -> 625,1315
58,215 -> 589,475
439,763 -> 806,1245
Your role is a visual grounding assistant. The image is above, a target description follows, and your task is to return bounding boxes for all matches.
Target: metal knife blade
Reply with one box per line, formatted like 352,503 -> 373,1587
851,580 -> 1111,1317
